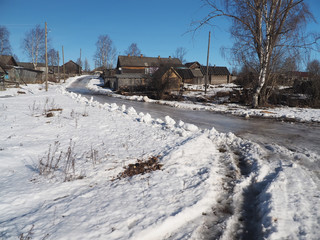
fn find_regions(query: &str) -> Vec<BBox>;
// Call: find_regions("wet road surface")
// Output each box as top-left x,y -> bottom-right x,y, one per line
67,76 -> 320,155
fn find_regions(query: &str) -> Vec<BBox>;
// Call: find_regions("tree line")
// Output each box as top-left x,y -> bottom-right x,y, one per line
196,0 -> 319,108
1,0 -> 319,109
0,25 -> 187,72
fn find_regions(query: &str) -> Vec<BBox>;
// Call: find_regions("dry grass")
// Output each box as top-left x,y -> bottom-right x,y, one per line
19,225 -> 34,240
38,140 -> 80,181
114,156 -> 162,180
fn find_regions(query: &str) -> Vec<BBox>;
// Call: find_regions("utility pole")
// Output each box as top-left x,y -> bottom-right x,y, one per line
45,22 -> 48,91
62,45 -> 65,83
57,51 -> 60,82
205,31 -> 211,95
79,48 -> 81,75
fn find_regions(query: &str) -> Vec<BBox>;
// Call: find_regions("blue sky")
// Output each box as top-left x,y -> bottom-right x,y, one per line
1,0 -> 319,71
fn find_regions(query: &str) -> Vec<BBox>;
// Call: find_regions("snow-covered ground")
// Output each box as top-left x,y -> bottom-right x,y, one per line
0,76 -> 319,239
87,78 -> 320,123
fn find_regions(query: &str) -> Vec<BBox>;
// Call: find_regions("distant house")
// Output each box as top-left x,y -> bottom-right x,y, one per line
287,71 -> 309,81
62,60 -> 82,75
117,55 -> 182,75
105,55 -> 182,91
185,61 -> 231,85
174,67 -> 204,85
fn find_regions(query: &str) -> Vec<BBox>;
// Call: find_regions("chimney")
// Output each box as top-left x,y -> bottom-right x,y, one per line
140,54 -> 143,58
127,54 -> 130,57
169,56 -> 171,59
158,55 -> 160,59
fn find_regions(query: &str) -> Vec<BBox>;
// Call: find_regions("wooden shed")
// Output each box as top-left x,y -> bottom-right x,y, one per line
185,61 -> 231,85
62,60 -> 82,75
152,66 -> 182,92
174,67 -> 204,85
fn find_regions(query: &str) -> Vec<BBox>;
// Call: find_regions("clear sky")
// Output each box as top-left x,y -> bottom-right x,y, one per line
1,0 -> 319,71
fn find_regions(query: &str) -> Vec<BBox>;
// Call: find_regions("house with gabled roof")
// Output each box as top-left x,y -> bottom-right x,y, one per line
0,55 -> 18,69
174,67 -> 204,85
185,61 -> 231,85
117,55 -> 182,75
152,66 -> 182,93
0,55 -> 44,85
62,60 -> 82,75
105,55 -> 183,91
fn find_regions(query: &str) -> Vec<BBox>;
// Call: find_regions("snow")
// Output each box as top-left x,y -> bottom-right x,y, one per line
87,79 -> 320,123
0,76 -> 319,239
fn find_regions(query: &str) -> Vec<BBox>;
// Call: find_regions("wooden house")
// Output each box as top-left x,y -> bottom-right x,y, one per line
174,67 -> 204,85
186,61 -> 231,85
152,66 -> 182,92
117,55 -> 182,75
61,60 -> 82,75
0,55 -> 18,69
0,56 -> 43,84
105,55 -> 182,91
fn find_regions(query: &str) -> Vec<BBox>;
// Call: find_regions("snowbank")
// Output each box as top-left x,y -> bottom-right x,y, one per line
0,76 -> 319,239
83,78 -> 320,123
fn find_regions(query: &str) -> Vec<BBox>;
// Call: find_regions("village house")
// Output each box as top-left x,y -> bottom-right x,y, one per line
0,55 -> 43,86
104,55 -> 182,91
103,56 -> 232,92
174,67 -> 204,85
152,66 -> 183,92
61,60 -> 82,75
185,61 -> 231,85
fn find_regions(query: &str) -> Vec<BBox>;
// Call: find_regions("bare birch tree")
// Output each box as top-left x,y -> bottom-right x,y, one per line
173,47 -> 187,64
21,25 -> 46,68
0,26 -> 12,55
196,0 -> 317,107
47,48 -> 59,67
84,58 -> 90,72
94,35 -> 117,68
124,43 -> 141,56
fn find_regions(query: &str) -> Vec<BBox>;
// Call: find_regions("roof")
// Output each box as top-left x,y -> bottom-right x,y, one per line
18,62 -> 46,69
117,55 -> 182,68
63,60 -> 81,68
0,55 -> 18,68
200,66 -> 230,76
18,62 -> 35,69
153,66 -> 181,80
174,68 -> 195,80
185,62 -> 201,69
